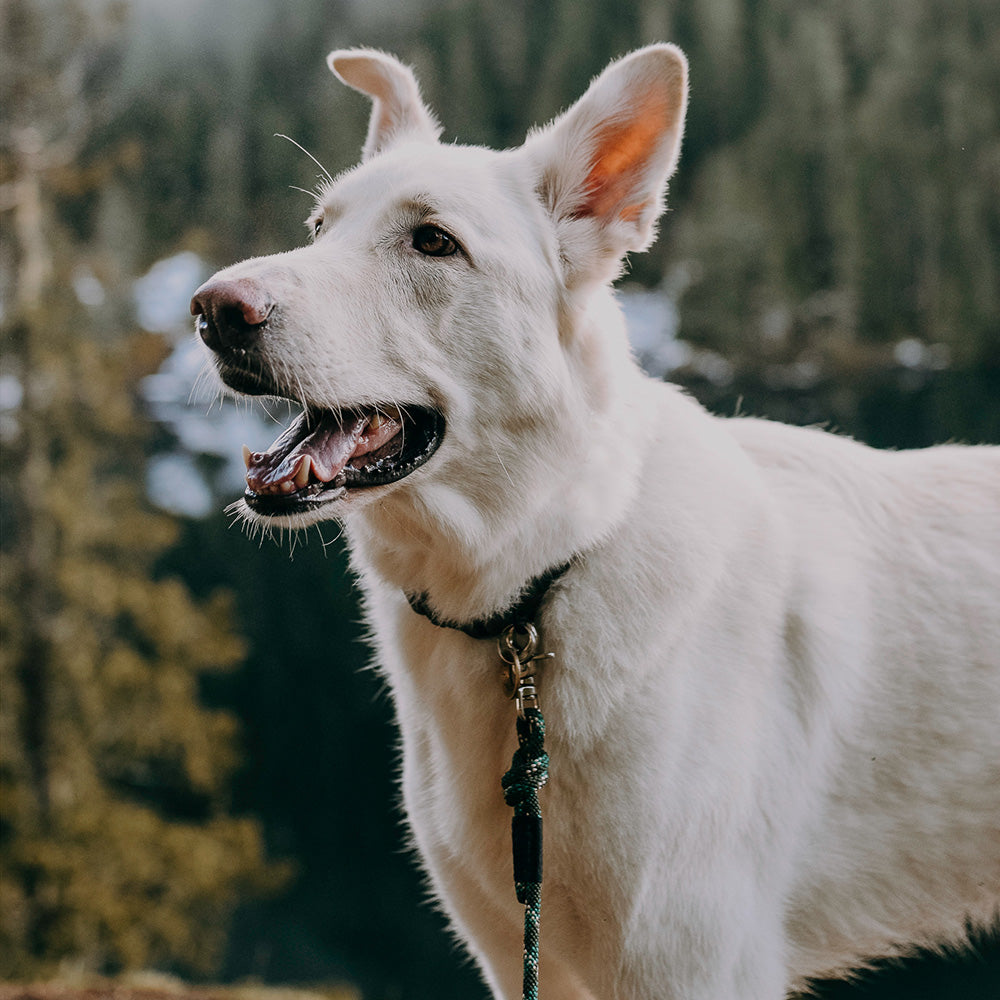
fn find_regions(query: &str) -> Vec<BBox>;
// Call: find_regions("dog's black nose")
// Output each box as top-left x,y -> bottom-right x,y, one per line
190,277 -> 275,354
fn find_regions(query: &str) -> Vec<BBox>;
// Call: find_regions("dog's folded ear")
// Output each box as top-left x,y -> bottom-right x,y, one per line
525,44 -> 688,286
328,48 -> 442,161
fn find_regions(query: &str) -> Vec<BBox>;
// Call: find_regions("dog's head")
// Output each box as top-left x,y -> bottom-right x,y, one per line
191,45 -> 687,552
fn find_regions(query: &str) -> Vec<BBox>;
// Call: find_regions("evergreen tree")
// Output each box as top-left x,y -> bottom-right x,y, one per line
668,0 -> 1000,367
0,0 -> 284,978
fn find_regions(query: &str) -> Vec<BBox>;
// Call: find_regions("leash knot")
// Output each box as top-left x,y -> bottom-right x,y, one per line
501,709 -> 549,814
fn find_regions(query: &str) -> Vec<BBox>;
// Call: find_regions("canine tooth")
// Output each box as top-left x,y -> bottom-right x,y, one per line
242,444 -> 252,469
385,405 -> 401,421
293,455 -> 311,488
369,413 -> 384,431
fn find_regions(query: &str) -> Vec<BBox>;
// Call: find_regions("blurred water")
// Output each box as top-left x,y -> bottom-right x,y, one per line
133,251 -> 209,340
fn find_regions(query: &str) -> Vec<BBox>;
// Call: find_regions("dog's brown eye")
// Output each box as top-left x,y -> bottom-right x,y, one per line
413,225 -> 458,257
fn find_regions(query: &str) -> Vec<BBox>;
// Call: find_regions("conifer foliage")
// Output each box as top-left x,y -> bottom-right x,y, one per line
0,0 -> 283,979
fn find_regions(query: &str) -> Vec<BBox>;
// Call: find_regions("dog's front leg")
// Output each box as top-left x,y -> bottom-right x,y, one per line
426,857 -> 600,1000
607,854 -> 791,1000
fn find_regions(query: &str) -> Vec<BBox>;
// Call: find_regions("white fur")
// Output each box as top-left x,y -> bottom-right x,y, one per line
197,45 -> 1000,999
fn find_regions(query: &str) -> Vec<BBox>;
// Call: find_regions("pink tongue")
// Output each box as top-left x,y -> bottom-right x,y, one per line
245,410 -> 402,492
246,411 -> 365,492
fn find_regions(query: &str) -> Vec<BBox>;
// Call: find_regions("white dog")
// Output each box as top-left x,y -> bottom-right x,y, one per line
191,45 -> 1000,999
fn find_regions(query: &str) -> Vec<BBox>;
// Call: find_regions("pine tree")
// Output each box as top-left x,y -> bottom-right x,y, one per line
0,0 -> 285,978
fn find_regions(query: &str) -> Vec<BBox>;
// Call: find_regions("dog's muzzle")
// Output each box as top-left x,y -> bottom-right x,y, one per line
190,277 -> 445,517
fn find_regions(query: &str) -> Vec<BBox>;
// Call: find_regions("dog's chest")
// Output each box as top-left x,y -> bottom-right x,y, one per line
384,621 -> 587,903
389,625 -> 518,817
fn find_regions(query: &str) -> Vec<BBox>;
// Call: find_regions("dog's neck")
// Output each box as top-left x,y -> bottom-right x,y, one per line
404,557 -> 575,639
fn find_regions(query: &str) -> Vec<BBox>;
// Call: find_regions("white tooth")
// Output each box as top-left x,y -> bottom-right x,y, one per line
242,444 -> 252,469
293,455 -> 311,488
279,480 -> 294,494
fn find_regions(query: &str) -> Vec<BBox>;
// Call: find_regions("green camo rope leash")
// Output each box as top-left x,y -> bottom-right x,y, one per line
407,566 -> 571,997
499,623 -> 554,1000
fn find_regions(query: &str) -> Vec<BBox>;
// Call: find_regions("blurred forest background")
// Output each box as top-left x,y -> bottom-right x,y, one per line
2,0 -> 998,998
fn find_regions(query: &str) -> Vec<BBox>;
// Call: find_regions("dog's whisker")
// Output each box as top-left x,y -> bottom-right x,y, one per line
188,362 -> 215,407
289,367 -> 309,413
491,444 -> 516,492
317,521 -> 345,554
274,132 -> 333,185
258,395 -> 285,425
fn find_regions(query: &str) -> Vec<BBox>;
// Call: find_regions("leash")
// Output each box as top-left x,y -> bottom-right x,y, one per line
407,565 -> 570,998
499,623 -> 554,1000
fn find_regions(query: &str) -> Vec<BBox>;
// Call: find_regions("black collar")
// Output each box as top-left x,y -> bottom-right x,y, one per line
405,559 -> 574,640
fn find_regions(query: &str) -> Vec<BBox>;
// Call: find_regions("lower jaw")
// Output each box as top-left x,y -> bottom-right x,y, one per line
243,483 -> 349,519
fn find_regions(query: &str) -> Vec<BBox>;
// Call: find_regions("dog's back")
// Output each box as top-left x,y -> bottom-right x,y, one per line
727,417 -> 1000,980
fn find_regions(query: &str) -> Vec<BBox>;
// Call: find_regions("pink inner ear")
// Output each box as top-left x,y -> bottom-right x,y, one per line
579,93 -> 673,222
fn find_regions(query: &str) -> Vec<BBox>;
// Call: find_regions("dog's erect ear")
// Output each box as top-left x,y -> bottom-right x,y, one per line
525,45 -> 688,284
328,48 -> 442,161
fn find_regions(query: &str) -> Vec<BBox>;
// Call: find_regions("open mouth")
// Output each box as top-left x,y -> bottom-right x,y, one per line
241,403 -> 444,517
